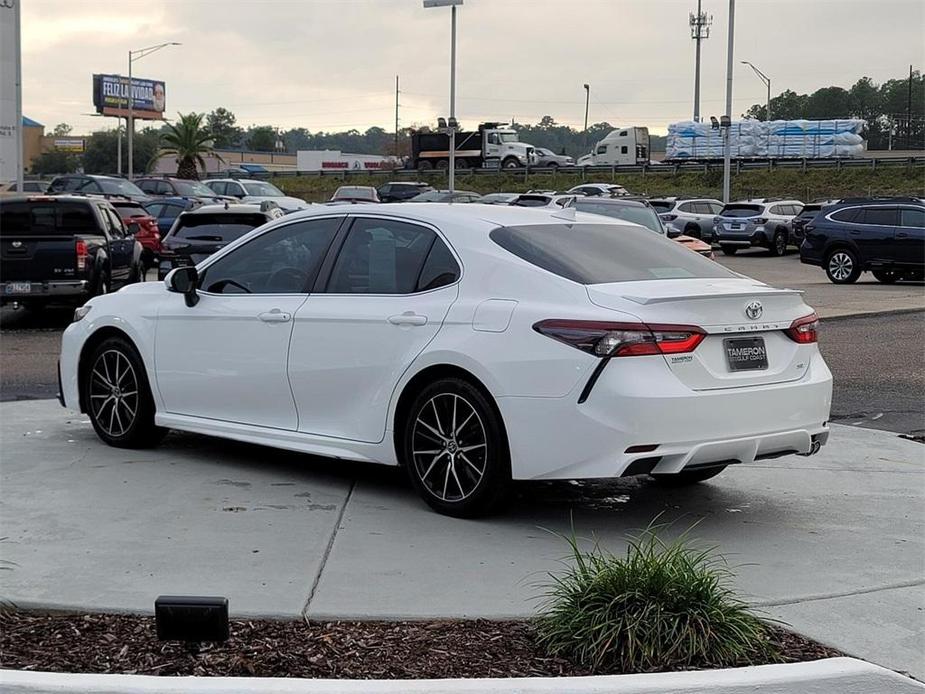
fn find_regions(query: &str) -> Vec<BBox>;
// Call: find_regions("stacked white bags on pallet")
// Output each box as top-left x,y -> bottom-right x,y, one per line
666,118 -> 866,159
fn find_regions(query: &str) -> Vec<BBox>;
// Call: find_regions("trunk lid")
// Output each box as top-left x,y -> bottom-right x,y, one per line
587,278 -> 814,390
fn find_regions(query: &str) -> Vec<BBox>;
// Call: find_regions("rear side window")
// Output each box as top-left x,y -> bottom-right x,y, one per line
417,238 -> 460,291
899,208 -> 924,228
830,208 -> 860,223
720,204 -> 762,218
490,223 -> 735,284
0,202 -> 97,236
677,202 -> 695,213
327,218 -> 436,294
173,213 -> 268,242
860,207 -> 898,226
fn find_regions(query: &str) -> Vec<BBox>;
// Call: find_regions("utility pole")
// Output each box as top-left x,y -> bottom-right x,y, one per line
583,84 -> 590,131
448,3 -> 457,193
907,64 -> 913,149
690,1 -> 712,122
394,75 -> 400,158
722,0 -> 735,203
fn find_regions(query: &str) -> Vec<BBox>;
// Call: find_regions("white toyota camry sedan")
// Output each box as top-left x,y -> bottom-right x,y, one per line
59,203 -> 832,517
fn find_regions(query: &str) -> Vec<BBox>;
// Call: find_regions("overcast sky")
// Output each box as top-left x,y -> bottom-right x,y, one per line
22,0 -> 925,137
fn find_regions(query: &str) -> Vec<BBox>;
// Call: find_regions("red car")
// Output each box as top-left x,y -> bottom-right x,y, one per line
110,199 -> 161,269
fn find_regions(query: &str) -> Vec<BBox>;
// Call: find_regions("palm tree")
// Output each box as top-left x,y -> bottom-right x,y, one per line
158,112 -> 220,180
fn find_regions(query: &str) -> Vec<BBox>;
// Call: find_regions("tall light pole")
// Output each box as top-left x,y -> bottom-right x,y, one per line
127,41 -> 179,179
722,0 -> 735,203
424,0 -> 462,193
690,1 -> 712,122
741,60 -> 771,121
583,84 -> 590,131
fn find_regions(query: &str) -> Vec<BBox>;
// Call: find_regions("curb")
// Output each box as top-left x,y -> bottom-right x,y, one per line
819,307 -> 924,322
2,658 -> 923,694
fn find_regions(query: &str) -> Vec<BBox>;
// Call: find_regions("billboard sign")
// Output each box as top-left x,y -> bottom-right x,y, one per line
53,138 -> 85,153
92,74 -> 165,120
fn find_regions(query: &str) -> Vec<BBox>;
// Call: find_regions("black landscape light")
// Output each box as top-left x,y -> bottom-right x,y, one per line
710,116 -> 720,130
155,595 -> 230,643
720,115 -> 731,128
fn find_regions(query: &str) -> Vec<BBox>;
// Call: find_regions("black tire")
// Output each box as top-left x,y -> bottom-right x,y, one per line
684,223 -> 701,240
872,269 -> 899,284
401,377 -> 510,518
82,336 -> 166,449
454,158 -> 468,169
418,160 -> 433,171
651,465 -> 727,487
547,162 -> 559,170
721,245 -> 738,256
770,229 -> 788,257
825,248 -> 861,284
436,159 -> 449,170
502,157 -> 520,170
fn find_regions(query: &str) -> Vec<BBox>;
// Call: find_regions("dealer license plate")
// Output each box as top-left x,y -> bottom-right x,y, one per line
724,337 -> 768,371
4,282 -> 31,294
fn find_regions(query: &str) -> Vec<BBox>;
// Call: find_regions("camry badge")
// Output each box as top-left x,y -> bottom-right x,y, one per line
745,301 -> 763,320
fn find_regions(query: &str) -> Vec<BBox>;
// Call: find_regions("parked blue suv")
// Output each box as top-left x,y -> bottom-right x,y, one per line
799,197 -> 924,284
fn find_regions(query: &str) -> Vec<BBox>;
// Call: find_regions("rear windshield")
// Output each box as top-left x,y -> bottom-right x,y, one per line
173,213 -> 267,242
175,180 -> 219,197
511,195 -> 551,207
573,201 -> 664,234
97,178 -> 146,197
648,200 -> 673,212
334,187 -> 376,200
489,223 -> 734,284
111,202 -> 148,217
720,204 -> 762,217
0,201 -> 97,236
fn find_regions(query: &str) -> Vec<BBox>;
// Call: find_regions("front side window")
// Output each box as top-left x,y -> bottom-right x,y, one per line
49,177 -> 81,192
206,181 -> 226,195
596,145 -> 607,155
899,207 -> 925,228
326,218 -> 436,295
490,223 -> 734,285
137,180 -> 157,194
97,178 -> 146,197
621,146 -> 628,154
174,180 -> 217,197
102,207 -> 124,237
199,217 -> 340,294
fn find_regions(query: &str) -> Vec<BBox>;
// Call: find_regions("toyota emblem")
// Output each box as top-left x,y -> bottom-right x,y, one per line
11,240 -> 22,248
744,301 -> 763,320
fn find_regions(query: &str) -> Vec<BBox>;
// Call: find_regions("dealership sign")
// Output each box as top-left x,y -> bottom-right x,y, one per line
92,74 -> 166,120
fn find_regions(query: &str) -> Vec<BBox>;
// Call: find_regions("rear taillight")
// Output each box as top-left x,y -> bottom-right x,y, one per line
661,214 -> 678,221
754,217 -> 768,224
785,313 -> 819,344
534,320 -> 705,358
75,239 -> 88,271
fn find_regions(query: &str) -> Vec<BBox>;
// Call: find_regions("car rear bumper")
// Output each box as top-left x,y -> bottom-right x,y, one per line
714,227 -> 769,247
1,280 -> 89,304
497,351 -> 833,480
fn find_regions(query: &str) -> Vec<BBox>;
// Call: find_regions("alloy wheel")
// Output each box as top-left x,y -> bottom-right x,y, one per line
829,252 -> 853,281
89,349 -> 139,438
411,393 -> 488,503
775,233 -> 786,255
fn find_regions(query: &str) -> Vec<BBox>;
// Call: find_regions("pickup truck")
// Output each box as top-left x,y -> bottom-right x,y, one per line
0,195 -> 145,309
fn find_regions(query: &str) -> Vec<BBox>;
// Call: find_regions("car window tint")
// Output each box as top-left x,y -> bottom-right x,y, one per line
0,202 -> 96,235
137,180 -> 156,193
768,205 -> 784,215
830,208 -> 859,223
899,208 -> 925,228
199,217 -> 340,294
648,201 -> 673,212
720,204 -> 762,218
144,202 -> 164,217
697,202 -> 714,214
102,208 -> 124,237
417,237 -> 460,291
490,223 -> 735,284
207,182 -> 226,195
861,207 -> 898,226
154,181 -> 171,195
173,213 -> 268,242
327,218 -> 436,294
677,202 -> 694,213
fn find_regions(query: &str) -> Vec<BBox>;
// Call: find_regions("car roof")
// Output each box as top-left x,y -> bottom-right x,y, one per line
574,197 -> 648,208
202,178 -> 267,184
181,203 -> 268,215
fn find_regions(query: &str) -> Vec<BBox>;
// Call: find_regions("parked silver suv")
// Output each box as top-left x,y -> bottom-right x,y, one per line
649,197 -> 724,240
713,198 -> 804,256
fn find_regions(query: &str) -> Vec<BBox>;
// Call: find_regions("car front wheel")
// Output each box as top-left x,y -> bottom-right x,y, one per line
770,230 -> 788,257
825,248 -> 861,284
83,336 -> 166,448
402,378 -> 510,517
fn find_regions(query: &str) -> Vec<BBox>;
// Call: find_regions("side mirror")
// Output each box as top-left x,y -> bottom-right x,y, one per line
127,222 -> 140,235
165,266 -> 200,307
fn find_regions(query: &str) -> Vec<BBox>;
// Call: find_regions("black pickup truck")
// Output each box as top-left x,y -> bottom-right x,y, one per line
0,195 -> 145,309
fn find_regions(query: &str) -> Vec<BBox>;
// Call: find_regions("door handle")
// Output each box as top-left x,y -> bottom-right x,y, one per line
259,309 -> 291,323
896,232 -> 909,238
388,312 -> 427,326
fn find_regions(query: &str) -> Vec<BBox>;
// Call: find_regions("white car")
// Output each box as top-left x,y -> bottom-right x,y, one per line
203,178 -> 310,213
566,183 -> 630,198
508,193 -> 577,208
59,204 -> 832,517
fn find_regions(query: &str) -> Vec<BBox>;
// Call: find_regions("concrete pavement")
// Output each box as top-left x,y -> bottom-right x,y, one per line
1,399 -> 922,678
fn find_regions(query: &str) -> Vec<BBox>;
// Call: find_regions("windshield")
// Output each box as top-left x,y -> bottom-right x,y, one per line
176,180 -> 219,197
490,223 -> 733,284
173,213 -> 268,242
720,204 -> 762,218
575,201 -> 665,234
98,179 -> 146,197
242,182 -> 285,197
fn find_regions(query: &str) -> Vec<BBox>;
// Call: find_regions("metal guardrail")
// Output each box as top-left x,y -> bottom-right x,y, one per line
256,156 -> 925,180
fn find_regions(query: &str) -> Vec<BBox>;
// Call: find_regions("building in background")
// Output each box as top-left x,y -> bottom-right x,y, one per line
296,150 -> 395,172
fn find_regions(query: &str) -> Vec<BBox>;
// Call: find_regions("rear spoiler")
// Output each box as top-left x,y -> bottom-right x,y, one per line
621,287 -> 804,305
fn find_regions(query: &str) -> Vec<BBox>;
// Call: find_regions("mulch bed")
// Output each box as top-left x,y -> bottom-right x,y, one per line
0,611 -> 842,679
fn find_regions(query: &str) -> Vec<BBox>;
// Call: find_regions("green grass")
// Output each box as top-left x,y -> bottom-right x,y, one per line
533,526 -> 780,674
272,164 -> 925,203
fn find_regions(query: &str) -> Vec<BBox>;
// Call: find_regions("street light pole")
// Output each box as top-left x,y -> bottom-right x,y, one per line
583,84 -> 590,131
741,60 -> 771,121
127,42 -> 180,180
722,0 -> 735,204
449,2 -> 457,194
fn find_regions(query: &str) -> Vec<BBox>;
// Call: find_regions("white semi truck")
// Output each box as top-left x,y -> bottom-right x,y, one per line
576,127 -> 651,166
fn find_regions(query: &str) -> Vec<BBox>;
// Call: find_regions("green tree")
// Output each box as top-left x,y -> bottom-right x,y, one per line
30,150 -> 80,175
52,123 -> 72,137
247,126 -> 278,151
158,112 -> 218,179
205,107 -> 242,149
745,89 -> 808,120
82,127 -> 161,175
805,86 -> 852,119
